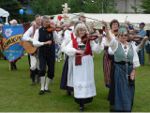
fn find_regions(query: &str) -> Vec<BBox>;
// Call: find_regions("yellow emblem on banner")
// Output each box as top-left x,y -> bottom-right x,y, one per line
3,34 -> 23,50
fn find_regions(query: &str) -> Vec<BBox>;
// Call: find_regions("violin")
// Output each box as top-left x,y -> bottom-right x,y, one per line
46,26 -> 63,32
128,36 -> 143,44
81,33 -> 99,44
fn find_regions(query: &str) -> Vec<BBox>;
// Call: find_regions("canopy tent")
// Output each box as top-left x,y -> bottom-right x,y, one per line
0,8 -> 9,24
68,13 -> 150,24
53,13 -> 150,29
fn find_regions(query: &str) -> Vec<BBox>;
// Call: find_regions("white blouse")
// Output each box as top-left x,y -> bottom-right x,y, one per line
63,33 -> 103,56
109,38 -> 140,68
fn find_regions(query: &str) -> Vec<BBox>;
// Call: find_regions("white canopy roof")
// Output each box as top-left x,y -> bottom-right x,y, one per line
0,8 -> 9,17
69,13 -> 150,24
53,13 -> 150,29
0,8 -> 9,24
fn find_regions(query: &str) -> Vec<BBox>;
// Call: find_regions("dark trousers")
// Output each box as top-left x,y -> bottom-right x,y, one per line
28,54 -> 40,83
39,54 -> 55,79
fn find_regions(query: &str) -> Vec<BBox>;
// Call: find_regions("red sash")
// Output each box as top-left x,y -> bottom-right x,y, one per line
71,33 -> 92,65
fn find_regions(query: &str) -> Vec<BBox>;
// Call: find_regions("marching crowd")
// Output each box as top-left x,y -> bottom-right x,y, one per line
0,13 -> 150,112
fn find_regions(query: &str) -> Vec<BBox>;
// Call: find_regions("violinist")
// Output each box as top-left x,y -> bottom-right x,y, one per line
62,22 -> 103,111
105,23 -> 149,111
101,19 -> 120,88
33,16 -> 59,95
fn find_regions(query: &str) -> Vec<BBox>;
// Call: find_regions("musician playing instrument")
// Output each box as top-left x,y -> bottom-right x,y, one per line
104,22 -> 149,112
22,15 -> 50,85
62,22 -> 103,111
100,19 -> 120,88
33,16 -> 58,95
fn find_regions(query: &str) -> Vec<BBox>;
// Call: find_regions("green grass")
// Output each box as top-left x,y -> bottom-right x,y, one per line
0,53 -> 150,112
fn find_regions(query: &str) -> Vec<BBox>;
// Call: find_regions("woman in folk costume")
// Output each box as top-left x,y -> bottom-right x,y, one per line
105,25 -> 140,112
60,20 -> 75,95
102,19 -> 120,88
22,14 -> 42,85
63,22 -> 103,111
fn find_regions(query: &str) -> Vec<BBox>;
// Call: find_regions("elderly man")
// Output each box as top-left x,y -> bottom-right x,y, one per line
33,16 -> 58,95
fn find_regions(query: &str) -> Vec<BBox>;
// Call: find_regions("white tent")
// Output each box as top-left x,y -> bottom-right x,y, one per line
0,8 -> 9,24
68,13 -> 150,23
54,13 -> 150,29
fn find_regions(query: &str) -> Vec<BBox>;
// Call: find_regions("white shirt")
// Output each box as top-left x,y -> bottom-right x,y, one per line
109,38 -> 140,68
22,26 -> 35,41
33,29 -> 58,47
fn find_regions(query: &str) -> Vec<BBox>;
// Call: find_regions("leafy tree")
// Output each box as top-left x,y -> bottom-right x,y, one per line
68,0 -> 117,13
0,0 -> 22,19
141,0 -> 150,13
30,0 -> 116,15
0,0 -> 21,20
0,0 -> 32,23
30,0 -> 66,15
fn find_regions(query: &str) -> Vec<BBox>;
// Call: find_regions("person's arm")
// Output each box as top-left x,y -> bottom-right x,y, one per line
32,29 -> 51,47
130,42 -> 141,80
63,41 -> 83,56
22,26 -> 33,41
137,36 -> 149,51
102,21 -> 118,52
130,68 -> 136,80
132,43 -> 140,68
90,37 -> 103,54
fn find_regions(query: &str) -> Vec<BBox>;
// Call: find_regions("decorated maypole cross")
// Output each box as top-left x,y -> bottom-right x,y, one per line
61,3 -> 71,23
62,3 -> 70,14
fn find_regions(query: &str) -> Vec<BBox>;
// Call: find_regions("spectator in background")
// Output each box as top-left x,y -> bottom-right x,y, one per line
10,19 -> 18,26
9,19 -> 18,70
137,22 -> 146,66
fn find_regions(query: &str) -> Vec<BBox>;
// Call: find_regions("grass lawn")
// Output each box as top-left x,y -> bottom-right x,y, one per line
0,53 -> 150,112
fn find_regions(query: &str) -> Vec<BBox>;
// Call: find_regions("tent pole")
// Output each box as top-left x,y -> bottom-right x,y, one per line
5,17 -> 9,25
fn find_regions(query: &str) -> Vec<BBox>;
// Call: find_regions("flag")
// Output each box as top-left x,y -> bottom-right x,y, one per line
2,24 -> 24,62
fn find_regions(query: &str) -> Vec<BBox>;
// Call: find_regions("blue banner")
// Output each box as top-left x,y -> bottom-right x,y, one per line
2,24 -> 24,62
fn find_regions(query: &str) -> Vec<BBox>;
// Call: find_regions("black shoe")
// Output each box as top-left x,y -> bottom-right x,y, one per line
31,82 -> 36,86
67,90 -> 72,96
44,89 -> 51,93
39,90 -> 45,95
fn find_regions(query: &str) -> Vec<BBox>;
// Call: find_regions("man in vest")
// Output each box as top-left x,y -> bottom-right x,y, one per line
33,16 -> 58,95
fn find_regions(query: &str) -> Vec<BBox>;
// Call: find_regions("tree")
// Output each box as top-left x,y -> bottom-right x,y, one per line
141,0 -> 150,13
67,0 -> 117,13
30,0 -> 116,15
0,0 -> 22,21
30,0 -> 66,15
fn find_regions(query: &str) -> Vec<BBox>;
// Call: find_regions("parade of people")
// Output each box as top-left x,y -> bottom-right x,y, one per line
0,0 -> 150,112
